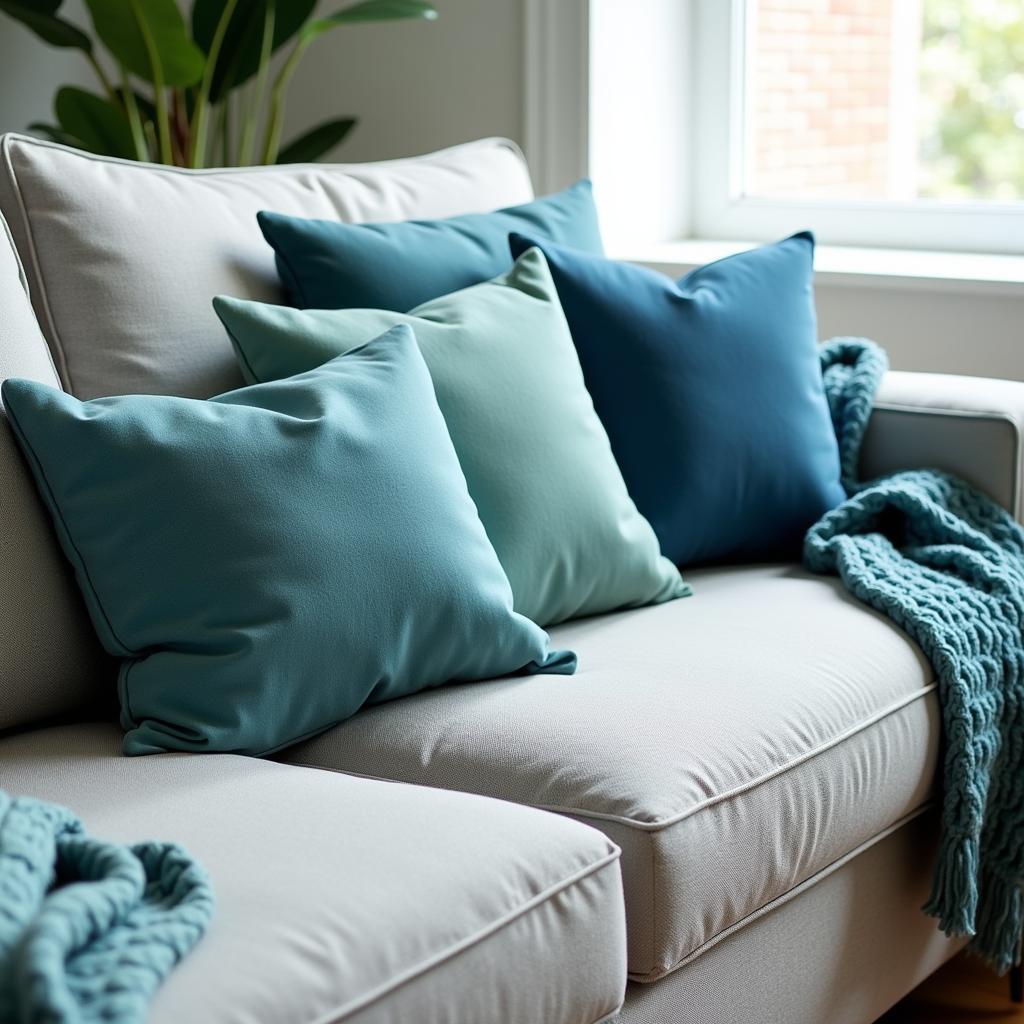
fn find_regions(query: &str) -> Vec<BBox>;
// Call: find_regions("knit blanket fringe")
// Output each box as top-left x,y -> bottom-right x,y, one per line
0,791 -> 213,1023
805,337 -> 1024,973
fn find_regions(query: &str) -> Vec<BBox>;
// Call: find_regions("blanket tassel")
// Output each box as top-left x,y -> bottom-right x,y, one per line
971,868 -> 1023,977
923,832 -> 979,940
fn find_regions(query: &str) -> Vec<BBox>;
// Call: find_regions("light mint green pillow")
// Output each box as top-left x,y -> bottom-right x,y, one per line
216,248 -> 688,626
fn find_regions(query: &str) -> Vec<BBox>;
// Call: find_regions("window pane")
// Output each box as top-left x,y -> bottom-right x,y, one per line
744,0 -> 1024,202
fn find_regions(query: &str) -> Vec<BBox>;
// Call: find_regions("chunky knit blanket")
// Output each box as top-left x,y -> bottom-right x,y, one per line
805,338 -> 1024,972
0,791 -> 212,1023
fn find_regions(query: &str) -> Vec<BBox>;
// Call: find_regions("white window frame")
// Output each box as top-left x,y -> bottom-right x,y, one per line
693,0 -> 1024,254
526,0 -> 1024,257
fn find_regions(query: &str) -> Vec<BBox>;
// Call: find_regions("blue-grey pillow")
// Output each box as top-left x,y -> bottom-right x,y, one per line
509,231 -> 846,566
259,179 -> 603,312
2,325 -> 574,757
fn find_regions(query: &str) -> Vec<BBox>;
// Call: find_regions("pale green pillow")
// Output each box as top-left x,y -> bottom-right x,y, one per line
215,248 -> 688,625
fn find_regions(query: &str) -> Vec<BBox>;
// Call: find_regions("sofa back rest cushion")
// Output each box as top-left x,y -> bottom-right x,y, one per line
0,134 -> 534,400
0,211 -> 110,731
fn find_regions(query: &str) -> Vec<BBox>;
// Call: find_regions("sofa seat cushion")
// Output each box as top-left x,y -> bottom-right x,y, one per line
0,724 -> 626,1024
281,564 -> 939,983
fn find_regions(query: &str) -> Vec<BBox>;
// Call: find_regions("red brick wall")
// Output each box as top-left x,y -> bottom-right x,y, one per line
749,0 -> 897,198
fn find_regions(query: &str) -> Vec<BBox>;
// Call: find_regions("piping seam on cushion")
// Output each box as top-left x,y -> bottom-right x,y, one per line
1,138 -> 75,392
306,848 -> 623,1024
283,684 -> 937,831
628,801 -> 937,984
519,682 -> 938,830
0,132 -> 518,178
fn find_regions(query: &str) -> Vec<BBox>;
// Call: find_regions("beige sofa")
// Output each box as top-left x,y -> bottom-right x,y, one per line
1,132 -> 1022,1024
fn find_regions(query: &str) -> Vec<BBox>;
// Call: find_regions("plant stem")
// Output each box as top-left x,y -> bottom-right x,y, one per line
86,51 -> 118,105
213,98 -> 230,166
261,35 -> 308,165
239,1 -> 276,166
152,83 -> 172,163
172,90 -> 189,165
226,94 -> 233,165
127,0 -> 172,163
188,0 -> 239,168
120,66 -> 148,161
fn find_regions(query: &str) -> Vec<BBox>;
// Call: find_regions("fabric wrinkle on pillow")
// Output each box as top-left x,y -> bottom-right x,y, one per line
509,231 -> 846,567
216,247 -> 688,627
257,179 -> 604,313
2,324 -> 574,757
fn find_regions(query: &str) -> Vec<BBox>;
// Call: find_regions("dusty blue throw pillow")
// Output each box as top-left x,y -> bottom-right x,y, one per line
2,326 -> 573,756
509,232 -> 846,566
259,179 -> 603,312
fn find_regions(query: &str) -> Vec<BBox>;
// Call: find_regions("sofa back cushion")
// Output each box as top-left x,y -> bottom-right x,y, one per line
0,134 -> 534,400
0,211 -> 109,730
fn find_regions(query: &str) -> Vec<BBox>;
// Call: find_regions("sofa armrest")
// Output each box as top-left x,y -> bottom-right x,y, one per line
861,371 -> 1024,521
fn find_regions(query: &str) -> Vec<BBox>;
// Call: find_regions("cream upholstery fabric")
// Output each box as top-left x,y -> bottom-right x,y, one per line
0,723 -> 627,1024
0,133 -> 534,400
615,811 -> 963,1024
0,211 -> 108,730
865,370 -> 1024,521
283,564 -> 938,982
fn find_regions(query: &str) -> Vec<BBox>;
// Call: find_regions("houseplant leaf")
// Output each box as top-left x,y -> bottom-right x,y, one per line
27,121 -> 83,147
302,0 -> 438,42
54,85 -> 136,158
0,0 -> 92,51
8,0 -> 60,12
276,117 -> 356,163
83,0 -> 204,86
191,0 -> 316,101
118,87 -> 155,124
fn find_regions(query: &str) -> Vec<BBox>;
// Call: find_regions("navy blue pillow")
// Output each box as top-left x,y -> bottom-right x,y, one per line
509,232 -> 845,566
260,179 -> 603,312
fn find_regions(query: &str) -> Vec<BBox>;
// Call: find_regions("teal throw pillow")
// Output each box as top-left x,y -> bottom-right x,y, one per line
2,325 -> 574,756
258,179 -> 603,312
216,248 -> 689,627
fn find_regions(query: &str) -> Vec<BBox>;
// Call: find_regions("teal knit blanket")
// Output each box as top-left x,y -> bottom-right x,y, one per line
0,791 -> 213,1023
806,338 -> 1024,972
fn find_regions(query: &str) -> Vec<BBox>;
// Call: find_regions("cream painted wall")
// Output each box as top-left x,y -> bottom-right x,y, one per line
815,283 -> 1023,381
0,1 -> 94,136
288,0 -> 523,162
0,0 -> 522,161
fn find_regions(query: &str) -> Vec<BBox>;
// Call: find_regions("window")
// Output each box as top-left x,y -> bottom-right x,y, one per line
692,0 -> 1024,253
745,0 -> 1024,203
532,0 -> 1024,255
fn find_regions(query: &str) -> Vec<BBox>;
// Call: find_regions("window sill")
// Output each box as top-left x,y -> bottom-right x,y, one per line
612,240 -> 1024,298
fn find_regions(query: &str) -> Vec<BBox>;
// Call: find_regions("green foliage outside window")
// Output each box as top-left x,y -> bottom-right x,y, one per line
919,0 -> 1024,200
